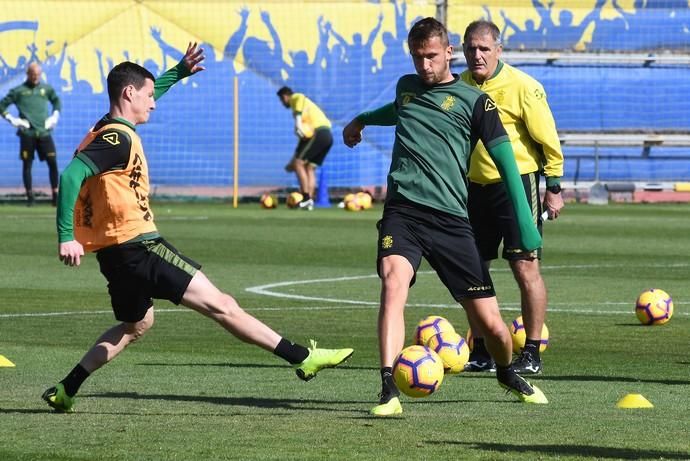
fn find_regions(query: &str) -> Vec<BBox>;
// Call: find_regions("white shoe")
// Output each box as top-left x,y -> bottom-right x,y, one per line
298,198 -> 314,211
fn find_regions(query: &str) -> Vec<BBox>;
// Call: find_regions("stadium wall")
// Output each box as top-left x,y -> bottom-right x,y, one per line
1,1 -> 689,195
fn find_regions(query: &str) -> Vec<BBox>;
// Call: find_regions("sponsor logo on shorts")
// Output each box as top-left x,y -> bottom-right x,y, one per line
381,235 -> 393,249
467,285 -> 493,292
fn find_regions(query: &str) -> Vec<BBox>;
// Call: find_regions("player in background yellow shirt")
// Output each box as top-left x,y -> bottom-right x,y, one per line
460,20 -> 564,375
277,86 -> 333,210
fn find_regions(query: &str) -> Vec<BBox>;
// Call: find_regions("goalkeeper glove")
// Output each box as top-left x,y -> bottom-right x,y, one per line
45,110 -> 60,130
4,113 -> 30,129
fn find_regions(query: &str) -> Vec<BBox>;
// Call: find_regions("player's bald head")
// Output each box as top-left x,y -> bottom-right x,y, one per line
26,62 -> 42,85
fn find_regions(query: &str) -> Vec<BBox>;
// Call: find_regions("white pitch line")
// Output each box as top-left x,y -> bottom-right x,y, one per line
2,263 -> 687,319
1,303 -> 687,319
245,263 -> 690,311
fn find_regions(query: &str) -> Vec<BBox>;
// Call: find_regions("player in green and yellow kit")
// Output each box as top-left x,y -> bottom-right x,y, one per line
343,17 -> 548,417
461,20 -> 564,375
0,63 -> 61,205
42,43 -> 353,413
277,86 -> 333,210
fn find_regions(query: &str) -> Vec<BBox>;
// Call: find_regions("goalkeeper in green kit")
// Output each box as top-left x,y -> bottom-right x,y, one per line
0,63 -> 61,206
342,17 -> 548,416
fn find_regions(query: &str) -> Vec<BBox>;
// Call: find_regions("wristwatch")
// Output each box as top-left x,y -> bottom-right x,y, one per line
546,184 -> 562,194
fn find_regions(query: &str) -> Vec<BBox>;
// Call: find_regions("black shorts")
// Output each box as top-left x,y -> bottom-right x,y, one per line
19,133 -> 56,162
468,172 -> 543,261
376,198 -> 495,302
294,128 -> 333,166
96,237 -> 201,322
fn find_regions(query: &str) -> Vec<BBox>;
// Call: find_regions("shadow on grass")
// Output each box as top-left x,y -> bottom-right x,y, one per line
86,391 -> 370,413
136,362 -> 378,371
537,374 -> 690,386
0,408 -> 54,414
432,441 -> 690,460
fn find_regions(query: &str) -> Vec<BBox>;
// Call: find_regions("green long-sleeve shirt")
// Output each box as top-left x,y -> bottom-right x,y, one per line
356,74 -> 541,251
0,81 -> 61,137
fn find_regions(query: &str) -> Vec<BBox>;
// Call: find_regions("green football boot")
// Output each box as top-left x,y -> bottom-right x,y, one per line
42,383 -> 75,413
498,373 -> 548,404
295,340 -> 354,381
370,396 -> 403,416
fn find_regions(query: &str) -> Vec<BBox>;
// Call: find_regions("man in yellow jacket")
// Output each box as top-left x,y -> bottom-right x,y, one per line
461,20 -> 564,375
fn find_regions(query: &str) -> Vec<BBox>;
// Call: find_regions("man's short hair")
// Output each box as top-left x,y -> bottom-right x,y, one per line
408,17 -> 449,49
463,20 -> 502,46
107,62 -> 156,104
276,86 -> 293,97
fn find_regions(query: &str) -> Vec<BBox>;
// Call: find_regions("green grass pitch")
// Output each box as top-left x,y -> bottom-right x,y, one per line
1,202 -> 689,460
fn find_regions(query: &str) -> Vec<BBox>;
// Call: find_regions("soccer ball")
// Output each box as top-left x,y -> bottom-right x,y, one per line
286,191 -> 303,208
259,193 -> 278,209
342,193 -> 361,211
427,331 -> 470,374
635,288 -> 673,325
510,316 -> 549,354
355,191 -> 373,210
414,315 -> 456,346
466,327 -> 474,351
393,345 -> 444,398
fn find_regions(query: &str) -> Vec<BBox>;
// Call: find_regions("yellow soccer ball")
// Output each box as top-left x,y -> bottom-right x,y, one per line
414,315 -> 455,346
343,193 -> 361,211
393,345 -> 444,398
286,191 -> 304,209
355,191 -> 373,210
635,288 -> 673,325
466,327 -> 474,351
259,193 -> 278,209
510,316 -> 549,354
426,331 -> 470,374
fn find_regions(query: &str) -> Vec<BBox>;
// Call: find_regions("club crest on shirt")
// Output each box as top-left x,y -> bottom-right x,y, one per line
400,92 -> 416,105
494,89 -> 505,105
441,95 -> 455,111
484,98 -> 497,111
381,235 -> 393,249
102,132 -> 120,145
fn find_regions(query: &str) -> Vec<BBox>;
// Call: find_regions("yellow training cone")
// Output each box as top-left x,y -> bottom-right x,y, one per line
616,393 -> 653,409
0,355 -> 16,367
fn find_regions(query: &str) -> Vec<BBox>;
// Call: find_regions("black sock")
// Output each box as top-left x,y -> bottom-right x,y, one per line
302,193 -> 311,201
380,367 -> 399,398
273,338 -> 310,365
495,363 -> 515,382
473,337 -> 489,355
524,340 -> 540,358
60,364 -> 90,397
